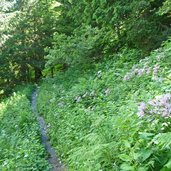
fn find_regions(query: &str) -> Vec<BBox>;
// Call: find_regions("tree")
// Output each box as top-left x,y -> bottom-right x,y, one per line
0,0 -> 57,95
45,0 -> 171,72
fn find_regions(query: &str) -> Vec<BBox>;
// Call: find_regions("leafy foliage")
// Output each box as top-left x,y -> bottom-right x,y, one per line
158,0 -> 171,15
1,0 -> 171,170
1,0 -> 171,95
44,0 -> 171,74
0,0 -> 57,96
37,39 -> 171,170
0,89 -> 49,170
45,26 -> 106,67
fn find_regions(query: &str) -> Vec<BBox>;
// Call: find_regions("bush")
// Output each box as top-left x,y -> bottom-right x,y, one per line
0,91 -> 49,170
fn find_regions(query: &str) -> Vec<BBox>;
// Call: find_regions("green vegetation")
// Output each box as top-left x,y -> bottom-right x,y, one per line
1,0 -> 171,96
37,40 -> 171,170
0,0 -> 171,170
0,87 -> 49,170
0,0 -> 57,95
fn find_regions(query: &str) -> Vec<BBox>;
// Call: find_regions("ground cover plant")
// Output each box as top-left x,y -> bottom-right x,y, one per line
37,39 -> 171,171
0,88 -> 49,170
0,0 -> 171,170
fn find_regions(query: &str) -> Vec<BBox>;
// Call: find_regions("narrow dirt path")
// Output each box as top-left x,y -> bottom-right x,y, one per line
32,90 -> 64,171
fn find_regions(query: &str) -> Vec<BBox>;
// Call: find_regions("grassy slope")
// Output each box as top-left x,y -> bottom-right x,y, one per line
0,87 -> 49,170
37,42 -> 171,170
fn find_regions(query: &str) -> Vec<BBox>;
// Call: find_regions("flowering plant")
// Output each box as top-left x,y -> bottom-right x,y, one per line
137,93 -> 171,118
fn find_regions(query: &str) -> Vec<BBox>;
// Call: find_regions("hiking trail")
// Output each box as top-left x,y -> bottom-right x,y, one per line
32,90 -> 64,171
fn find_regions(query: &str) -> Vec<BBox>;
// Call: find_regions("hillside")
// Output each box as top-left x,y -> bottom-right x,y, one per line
0,0 -> 171,170
0,87 -> 49,170
37,40 -> 171,170
0,42 -> 170,170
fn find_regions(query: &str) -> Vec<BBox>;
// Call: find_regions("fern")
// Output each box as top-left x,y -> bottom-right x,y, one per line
152,132 -> 171,149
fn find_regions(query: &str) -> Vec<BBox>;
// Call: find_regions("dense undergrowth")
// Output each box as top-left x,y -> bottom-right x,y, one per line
1,1 -> 171,171
0,87 -> 49,170
37,39 -> 171,171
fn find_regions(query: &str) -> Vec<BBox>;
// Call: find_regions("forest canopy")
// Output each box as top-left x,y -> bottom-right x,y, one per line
0,0 -> 171,97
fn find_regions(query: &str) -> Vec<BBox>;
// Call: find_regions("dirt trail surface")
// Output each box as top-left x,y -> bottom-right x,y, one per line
32,90 -> 64,171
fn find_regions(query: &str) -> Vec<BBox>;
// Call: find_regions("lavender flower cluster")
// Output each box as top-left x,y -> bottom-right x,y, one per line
123,51 -> 165,81
123,63 -> 161,81
137,93 -> 171,118
74,90 -> 96,103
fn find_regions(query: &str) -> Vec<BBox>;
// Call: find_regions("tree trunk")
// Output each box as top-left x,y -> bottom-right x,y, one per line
34,67 -> 42,82
21,64 -> 29,83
